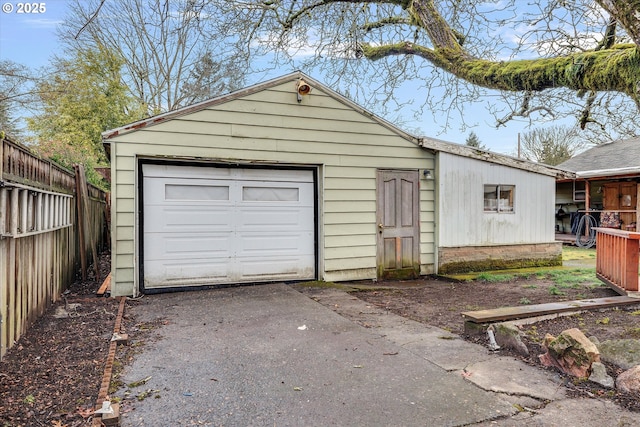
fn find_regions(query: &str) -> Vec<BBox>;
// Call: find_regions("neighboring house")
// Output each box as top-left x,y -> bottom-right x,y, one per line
556,138 -> 640,234
103,72 -> 571,297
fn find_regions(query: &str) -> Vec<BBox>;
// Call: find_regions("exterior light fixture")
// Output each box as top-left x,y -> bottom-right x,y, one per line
423,170 -> 433,179
296,79 -> 311,103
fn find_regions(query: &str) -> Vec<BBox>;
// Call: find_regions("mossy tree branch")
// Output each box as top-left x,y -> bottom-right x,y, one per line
363,41 -> 639,96
278,0 -> 640,99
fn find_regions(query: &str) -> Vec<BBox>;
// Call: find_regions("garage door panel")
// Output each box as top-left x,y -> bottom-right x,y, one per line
235,168 -> 314,183
144,233 -> 232,260
144,164 -> 234,180
237,255 -> 315,280
144,206 -> 234,233
164,183 -> 230,201
238,209 -> 313,231
240,182 -> 314,203
237,232 -> 314,255
142,165 -> 316,290
144,260 -> 230,288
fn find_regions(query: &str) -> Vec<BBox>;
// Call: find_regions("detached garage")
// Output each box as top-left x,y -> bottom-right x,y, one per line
104,72 -> 569,297
104,72 -> 436,296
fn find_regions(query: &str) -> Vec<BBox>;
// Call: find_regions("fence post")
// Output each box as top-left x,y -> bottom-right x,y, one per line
74,164 -> 99,280
75,166 -> 88,280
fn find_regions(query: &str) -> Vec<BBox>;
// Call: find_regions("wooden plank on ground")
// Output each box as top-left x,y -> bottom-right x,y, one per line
461,296 -> 640,323
97,273 -> 111,297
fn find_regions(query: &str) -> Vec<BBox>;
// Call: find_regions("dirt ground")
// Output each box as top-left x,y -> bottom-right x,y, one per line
345,274 -> 640,411
0,252 -> 118,427
1,255 -> 640,426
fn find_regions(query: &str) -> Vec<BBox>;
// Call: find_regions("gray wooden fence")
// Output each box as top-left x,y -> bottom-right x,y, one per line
0,136 -> 108,359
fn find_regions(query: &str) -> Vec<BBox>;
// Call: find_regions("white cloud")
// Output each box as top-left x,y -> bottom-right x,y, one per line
23,18 -> 63,29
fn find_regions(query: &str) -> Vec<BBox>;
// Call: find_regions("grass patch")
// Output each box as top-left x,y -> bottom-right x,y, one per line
543,269 -> 599,288
473,268 -> 598,288
562,246 -> 596,260
476,272 -> 516,282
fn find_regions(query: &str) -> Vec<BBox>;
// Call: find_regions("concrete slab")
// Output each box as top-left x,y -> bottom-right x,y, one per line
116,284 -> 639,427
307,288 -> 495,371
117,284 -> 515,426
473,398 -> 640,426
461,356 -> 566,401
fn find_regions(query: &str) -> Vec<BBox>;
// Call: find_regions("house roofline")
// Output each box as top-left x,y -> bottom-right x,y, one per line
419,137 -> 575,179
102,71 -> 421,146
101,72 -> 575,180
576,166 -> 640,179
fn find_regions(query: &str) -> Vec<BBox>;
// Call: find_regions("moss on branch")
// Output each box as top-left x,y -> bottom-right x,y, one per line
363,40 -> 640,96
459,46 -> 639,95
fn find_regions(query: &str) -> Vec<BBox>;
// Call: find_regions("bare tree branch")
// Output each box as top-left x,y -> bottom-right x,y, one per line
74,0 -> 105,39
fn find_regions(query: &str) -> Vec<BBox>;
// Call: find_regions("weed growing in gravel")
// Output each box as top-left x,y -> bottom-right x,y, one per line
519,297 -> 532,305
525,326 -> 540,342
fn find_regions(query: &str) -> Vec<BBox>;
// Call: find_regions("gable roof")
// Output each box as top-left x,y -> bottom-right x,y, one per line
557,137 -> 640,177
102,71 -> 572,179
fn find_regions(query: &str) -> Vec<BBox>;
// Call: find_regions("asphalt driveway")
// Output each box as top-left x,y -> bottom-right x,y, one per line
115,283 -> 640,426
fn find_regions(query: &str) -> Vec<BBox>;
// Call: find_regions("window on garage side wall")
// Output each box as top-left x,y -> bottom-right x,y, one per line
484,184 -> 515,213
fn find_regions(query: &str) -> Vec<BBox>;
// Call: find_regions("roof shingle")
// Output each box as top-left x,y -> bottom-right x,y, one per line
558,137 -> 640,172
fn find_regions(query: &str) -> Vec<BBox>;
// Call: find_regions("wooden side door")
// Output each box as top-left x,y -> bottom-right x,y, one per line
603,183 -> 620,210
376,170 -> 420,280
603,182 -> 637,229
620,182 -> 637,229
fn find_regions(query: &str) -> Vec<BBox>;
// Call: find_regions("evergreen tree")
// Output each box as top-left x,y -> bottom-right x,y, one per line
465,131 -> 487,150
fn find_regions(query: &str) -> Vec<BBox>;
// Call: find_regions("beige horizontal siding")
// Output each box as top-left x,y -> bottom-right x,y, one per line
219,99 -> 372,123
115,267 -> 134,282
323,223 -> 374,236
323,212 -> 377,224
324,177 -> 375,190
324,234 -> 376,248
115,199 -> 134,212
108,78 -> 436,295
324,257 -> 376,271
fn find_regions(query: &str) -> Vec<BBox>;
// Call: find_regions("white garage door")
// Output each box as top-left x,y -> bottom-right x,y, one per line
142,164 -> 315,290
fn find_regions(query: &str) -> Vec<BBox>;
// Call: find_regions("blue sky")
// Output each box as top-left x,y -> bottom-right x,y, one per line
0,0 -> 538,155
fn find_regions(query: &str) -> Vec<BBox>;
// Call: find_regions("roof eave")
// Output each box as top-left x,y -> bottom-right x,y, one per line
576,166 -> 640,179
419,138 -> 576,179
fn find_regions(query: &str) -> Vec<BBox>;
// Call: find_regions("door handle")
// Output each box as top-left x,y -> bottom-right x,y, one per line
378,223 -> 384,232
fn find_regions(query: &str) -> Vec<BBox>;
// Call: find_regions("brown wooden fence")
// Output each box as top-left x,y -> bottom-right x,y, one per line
0,136 -> 108,359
